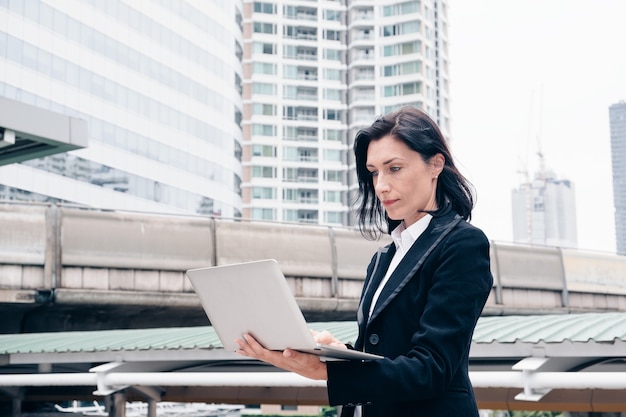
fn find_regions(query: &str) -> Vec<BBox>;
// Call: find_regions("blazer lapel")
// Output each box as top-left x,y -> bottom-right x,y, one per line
356,244 -> 395,327
367,213 -> 462,324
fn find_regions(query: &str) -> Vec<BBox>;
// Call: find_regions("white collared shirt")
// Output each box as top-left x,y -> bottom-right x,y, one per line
368,214 -> 432,318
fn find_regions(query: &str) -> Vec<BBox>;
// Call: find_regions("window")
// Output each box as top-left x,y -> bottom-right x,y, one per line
253,62 -> 276,75
325,211 -> 343,224
283,45 -> 297,59
324,190 -> 342,203
324,149 -> 342,162
253,42 -> 276,54
383,61 -> 421,77
283,85 -> 297,99
324,10 -> 341,21
402,40 -> 421,55
324,109 -> 342,121
254,2 -> 276,14
325,30 -> 341,41
281,405 -> 298,411
384,83 -> 422,97
283,25 -> 316,39
252,103 -> 276,116
324,170 -> 343,182
283,209 -> 298,222
324,89 -> 342,101
383,40 -> 421,57
253,22 -> 275,34
252,166 -> 276,178
383,1 -> 420,17
252,208 -> 275,220
252,124 -> 276,136
324,68 -> 342,81
283,188 -> 298,201
283,168 -> 298,182
324,49 -> 342,61
283,106 -> 317,121
401,81 -> 420,95
253,82 -> 276,95
252,187 -> 276,199
401,60 -> 421,75
382,21 -> 420,37
283,65 -> 297,79
324,129 -> 343,142
283,147 -> 299,161
252,145 -> 276,157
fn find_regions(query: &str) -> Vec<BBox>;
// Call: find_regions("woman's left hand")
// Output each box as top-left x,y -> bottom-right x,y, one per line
235,333 -> 328,380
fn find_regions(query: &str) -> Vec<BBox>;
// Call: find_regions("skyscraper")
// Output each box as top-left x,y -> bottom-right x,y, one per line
511,167 -> 578,248
241,0 -> 450,226
0,1 -> 244,217
609,100 -> 626,254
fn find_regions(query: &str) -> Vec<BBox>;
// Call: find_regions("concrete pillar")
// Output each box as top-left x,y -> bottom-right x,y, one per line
106,392 -> 126,417
147,399 -> 157,417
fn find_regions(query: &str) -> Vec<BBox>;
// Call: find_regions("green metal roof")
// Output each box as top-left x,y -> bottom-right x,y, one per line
0,322 -> 358,355
473,312 -> 626,343
1,314 -> 626,356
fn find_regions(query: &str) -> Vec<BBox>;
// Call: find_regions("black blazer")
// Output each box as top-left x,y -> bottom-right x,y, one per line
326,208 -> 493,417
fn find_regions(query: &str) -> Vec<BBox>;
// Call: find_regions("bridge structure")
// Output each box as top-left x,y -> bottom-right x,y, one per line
2,201 -> 626,333
2,201 -> 626,416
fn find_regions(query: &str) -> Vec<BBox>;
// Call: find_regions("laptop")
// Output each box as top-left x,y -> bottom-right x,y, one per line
186,259 -> 382,361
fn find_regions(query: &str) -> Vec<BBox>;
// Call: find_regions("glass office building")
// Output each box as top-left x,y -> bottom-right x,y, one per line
0,0 -> 244,218
610,100 -> 626,254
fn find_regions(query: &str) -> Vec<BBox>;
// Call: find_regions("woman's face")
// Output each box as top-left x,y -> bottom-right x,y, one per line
366,135 -> 443,227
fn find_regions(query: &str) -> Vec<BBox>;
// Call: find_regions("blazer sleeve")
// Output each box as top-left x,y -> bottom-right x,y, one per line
326,223 -> 493,406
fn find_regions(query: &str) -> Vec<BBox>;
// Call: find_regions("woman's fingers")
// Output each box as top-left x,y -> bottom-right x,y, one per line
235,334 -> 328,380
312,330 -> 347,349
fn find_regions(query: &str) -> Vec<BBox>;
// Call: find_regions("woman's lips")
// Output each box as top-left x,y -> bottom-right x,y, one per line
382,199 -> 398,207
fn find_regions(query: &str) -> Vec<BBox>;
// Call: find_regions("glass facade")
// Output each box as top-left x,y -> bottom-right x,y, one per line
0,0 -> 244,218
610,101 -> 626,254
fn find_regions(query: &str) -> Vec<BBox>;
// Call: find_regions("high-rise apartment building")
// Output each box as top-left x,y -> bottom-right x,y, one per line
0,1 -> 244,217
0,0 -> 449,227
511,169 -> 578,248
241,0 -> 450,226
609,100 -> 626,254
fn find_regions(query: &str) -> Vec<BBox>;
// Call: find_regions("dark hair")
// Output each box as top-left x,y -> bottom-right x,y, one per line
354,106 -> 475,239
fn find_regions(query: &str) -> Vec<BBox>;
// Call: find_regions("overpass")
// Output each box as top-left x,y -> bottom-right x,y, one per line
2,201 -> 626,333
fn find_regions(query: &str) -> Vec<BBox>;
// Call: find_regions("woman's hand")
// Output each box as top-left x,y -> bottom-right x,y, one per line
311,329 -> 347,348
235,333 -> 328,380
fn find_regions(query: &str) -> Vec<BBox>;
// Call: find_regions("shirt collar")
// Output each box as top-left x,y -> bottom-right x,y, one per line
391,214 -> 433,253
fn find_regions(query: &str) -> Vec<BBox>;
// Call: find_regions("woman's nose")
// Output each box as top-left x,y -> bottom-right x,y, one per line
374,174 -> 390,193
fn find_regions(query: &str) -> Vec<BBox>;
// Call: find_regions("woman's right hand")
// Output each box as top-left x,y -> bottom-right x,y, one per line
235,333 -> 328,380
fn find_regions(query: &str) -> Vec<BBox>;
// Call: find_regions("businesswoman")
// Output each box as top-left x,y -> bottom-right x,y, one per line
236,106 -> 494,417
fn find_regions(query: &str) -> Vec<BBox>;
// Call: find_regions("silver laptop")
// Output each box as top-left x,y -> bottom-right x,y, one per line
186,259 -> 382,361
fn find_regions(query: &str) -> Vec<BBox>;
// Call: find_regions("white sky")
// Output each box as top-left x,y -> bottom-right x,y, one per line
447,0 -> 626,253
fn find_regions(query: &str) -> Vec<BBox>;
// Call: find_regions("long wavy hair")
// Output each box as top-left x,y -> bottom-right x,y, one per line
354,106 -> 475,239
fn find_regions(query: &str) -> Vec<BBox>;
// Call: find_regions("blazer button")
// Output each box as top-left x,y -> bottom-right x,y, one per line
368,334 -> 380,345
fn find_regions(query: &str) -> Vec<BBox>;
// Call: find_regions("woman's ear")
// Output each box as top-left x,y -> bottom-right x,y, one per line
431,153 -> 445,177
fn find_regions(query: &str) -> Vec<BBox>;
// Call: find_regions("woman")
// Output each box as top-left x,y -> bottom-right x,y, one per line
236,106 -> 493,416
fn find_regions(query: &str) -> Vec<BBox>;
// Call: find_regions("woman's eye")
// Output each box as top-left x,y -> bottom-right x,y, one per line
390,166 -> 401,172
369,171 -> 378,177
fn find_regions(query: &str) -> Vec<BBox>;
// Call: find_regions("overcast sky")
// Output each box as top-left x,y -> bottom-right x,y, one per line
447,0 -> 626,253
